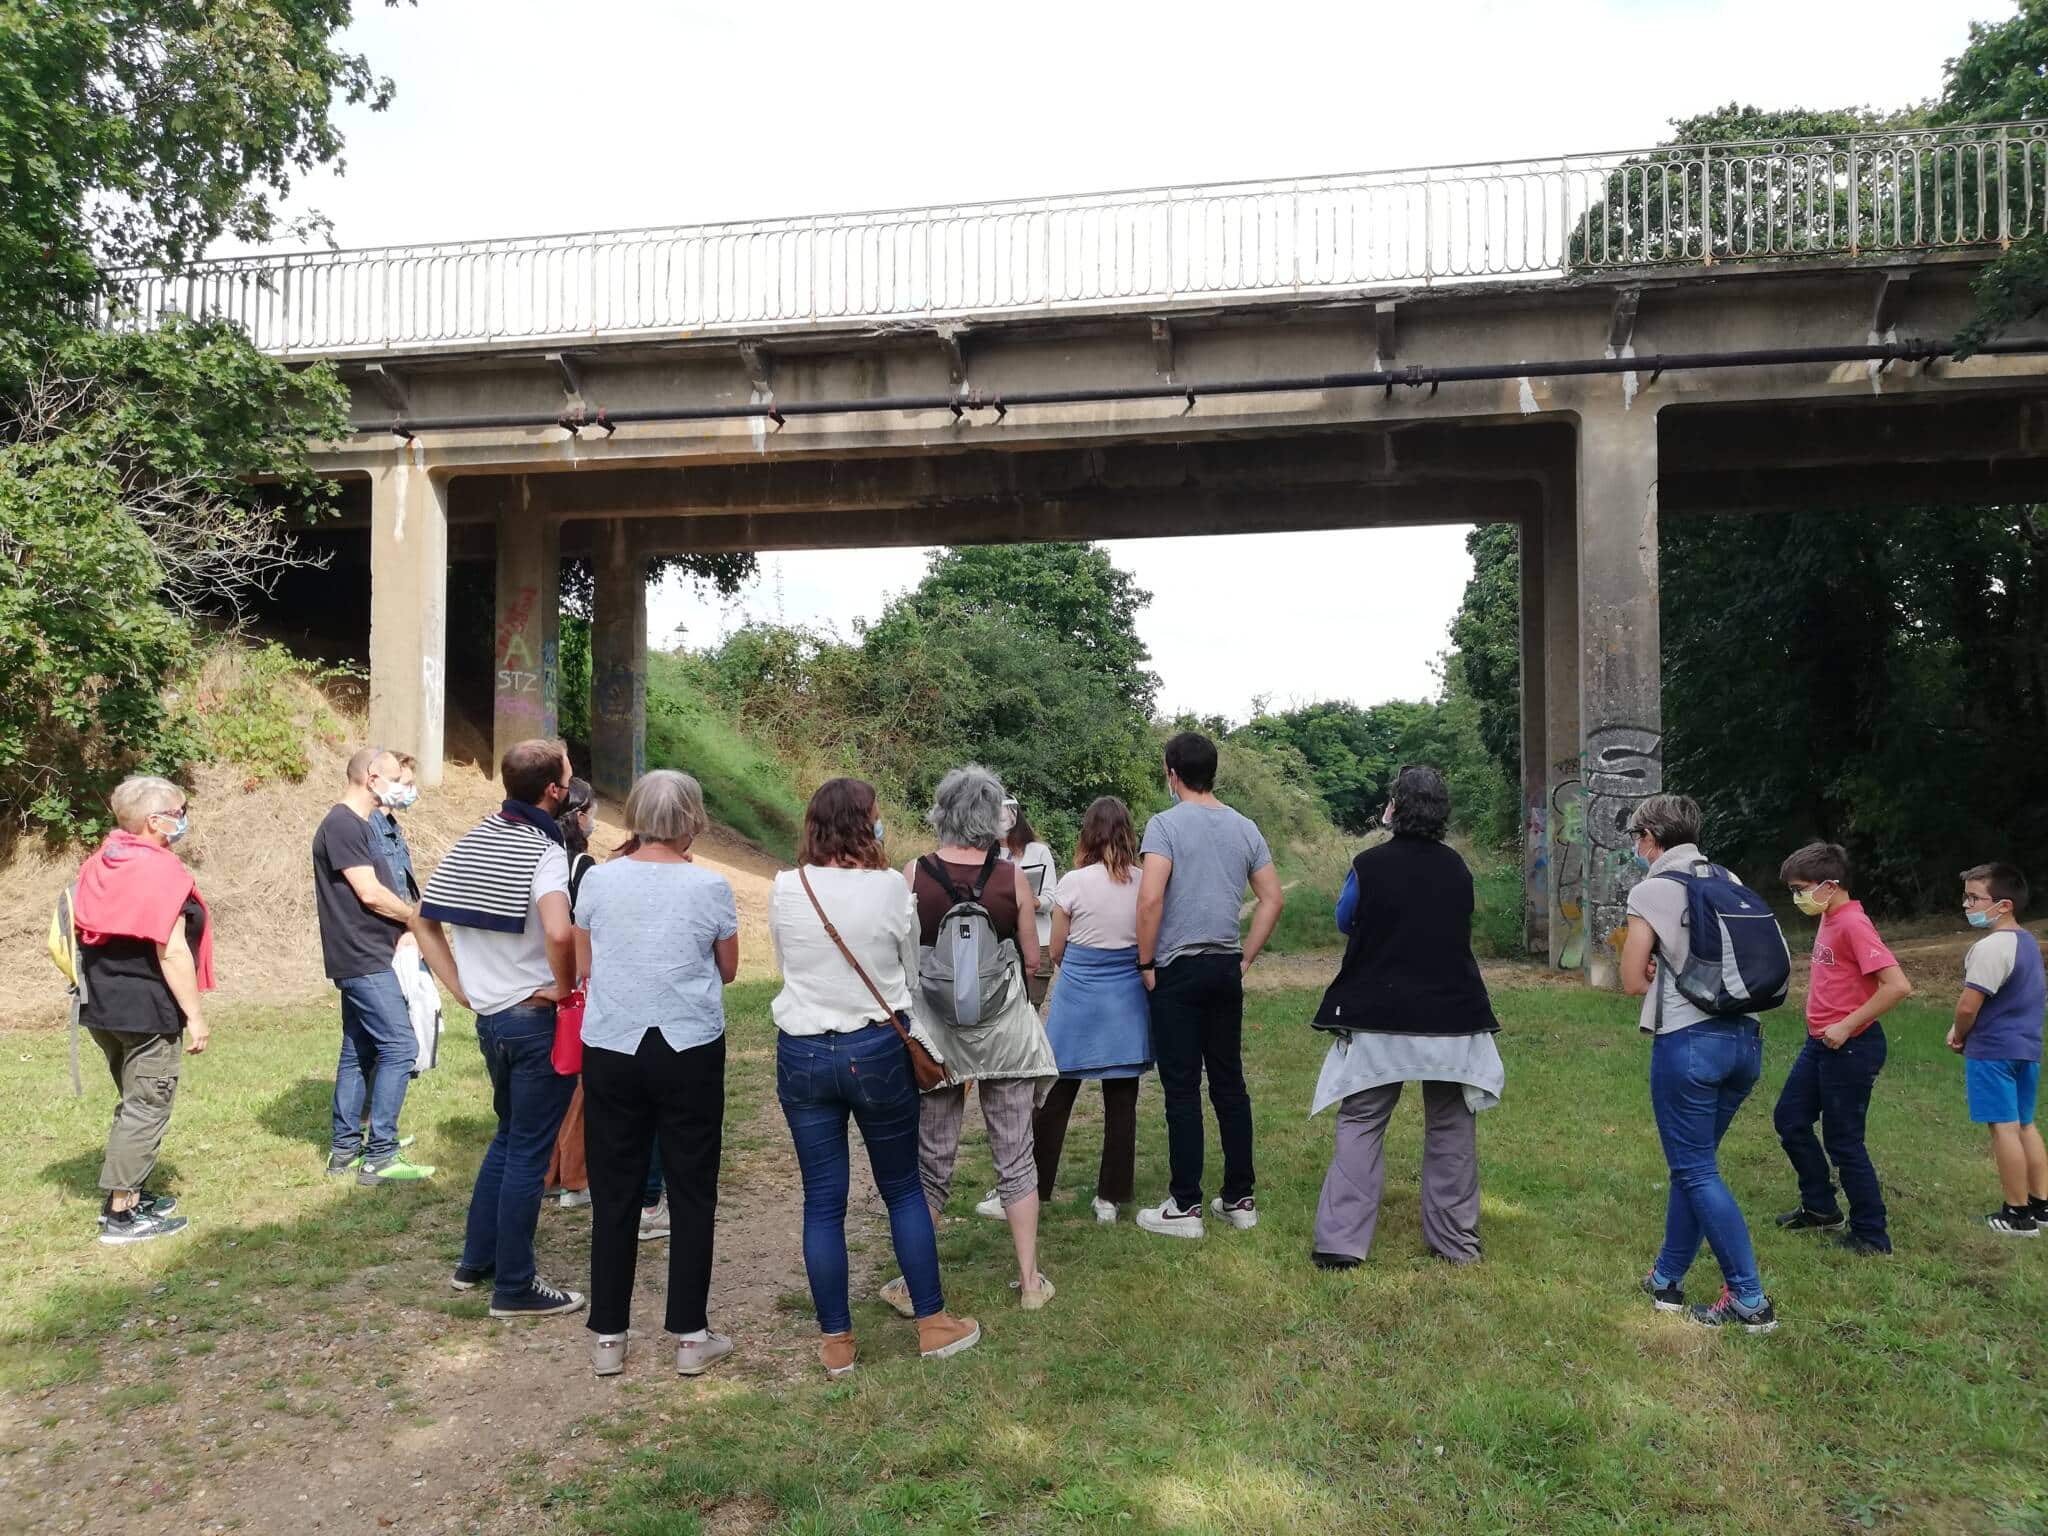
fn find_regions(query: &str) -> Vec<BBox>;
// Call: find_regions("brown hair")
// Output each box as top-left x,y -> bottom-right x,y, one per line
501,738 -> 568,806
1074,796 -> 1138,883
800,778 -> 889,870
1961,861 -> 2030,913
1779,841 -> 1849,887
1004,802 -> 1040,857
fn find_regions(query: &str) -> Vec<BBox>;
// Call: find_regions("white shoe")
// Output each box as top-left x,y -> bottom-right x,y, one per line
675,1332 -> 734,1376
558,1188 -> 592,1209
638,1199 -> 671,1241
973,1189 -> 1005,1220
878,1275 -> 915,1318
1210,1195 -> 1258,1230
1091,1196 -> 1118,1225
1134,1198 -> 1205,1239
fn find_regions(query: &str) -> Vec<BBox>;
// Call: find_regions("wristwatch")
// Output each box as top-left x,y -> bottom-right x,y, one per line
1137,960 -> 1156,972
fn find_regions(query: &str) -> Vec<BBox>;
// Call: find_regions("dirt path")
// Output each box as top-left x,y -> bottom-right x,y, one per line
2,1085 -> 886,1535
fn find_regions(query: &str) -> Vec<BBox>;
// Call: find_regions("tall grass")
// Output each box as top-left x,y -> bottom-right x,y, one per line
644,652 -> 808,859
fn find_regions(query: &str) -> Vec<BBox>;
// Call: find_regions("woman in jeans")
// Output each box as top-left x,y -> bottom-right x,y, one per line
573,771 -> 739,1377
988,796 -> 1150,1224
769,778 -> 981,1376
1621,792 -> 1780,1334
895,765 -> 1059,1312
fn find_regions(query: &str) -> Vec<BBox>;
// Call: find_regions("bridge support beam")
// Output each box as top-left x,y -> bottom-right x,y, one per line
493,511 -> 561,768
367,459 -> 448,787
1541,476 -> 1583,973
590,520 -> 647,800
1575,403 -> 1662,989
1518,508 -> 1549,958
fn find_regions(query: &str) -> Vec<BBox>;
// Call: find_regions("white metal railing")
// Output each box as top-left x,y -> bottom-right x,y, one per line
105,121 -> 2048,357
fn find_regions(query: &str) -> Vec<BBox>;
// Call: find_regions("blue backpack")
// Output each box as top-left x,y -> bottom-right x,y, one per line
1654,861 -> 1790,1020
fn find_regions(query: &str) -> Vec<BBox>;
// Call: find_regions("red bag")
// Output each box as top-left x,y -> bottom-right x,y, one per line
551,988 -> 586,1076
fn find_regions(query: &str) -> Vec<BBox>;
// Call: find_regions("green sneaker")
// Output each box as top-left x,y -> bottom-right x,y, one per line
358,1153 -> 436,1186
326,1149 -> 362,1177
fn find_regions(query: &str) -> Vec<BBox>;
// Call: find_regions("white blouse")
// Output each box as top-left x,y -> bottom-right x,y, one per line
769,866 -> 921,1035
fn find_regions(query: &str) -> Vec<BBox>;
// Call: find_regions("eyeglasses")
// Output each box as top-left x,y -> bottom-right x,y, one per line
155,804 -> 189,820
1963,893 -> 2001,908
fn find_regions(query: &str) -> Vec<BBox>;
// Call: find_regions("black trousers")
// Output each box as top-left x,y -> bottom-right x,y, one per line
1033,1076 -> 1140,1204
581,1030 -> 725,1335
1147,952 -> 1255,1208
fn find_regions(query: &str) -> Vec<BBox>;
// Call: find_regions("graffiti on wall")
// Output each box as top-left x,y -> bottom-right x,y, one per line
1581,723 -> 1662,959
1550,774 -> 1587,970
494,584 -> 545,716
1524,801 -> 1550,939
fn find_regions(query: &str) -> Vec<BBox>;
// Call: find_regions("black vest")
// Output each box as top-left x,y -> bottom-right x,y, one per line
1312,835 -> 1498,1035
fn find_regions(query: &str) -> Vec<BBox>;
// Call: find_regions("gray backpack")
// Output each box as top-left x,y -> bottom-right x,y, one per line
916,851 -> 1021,1030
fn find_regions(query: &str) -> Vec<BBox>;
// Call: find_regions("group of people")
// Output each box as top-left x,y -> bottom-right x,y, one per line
56,731 -> 2045,1372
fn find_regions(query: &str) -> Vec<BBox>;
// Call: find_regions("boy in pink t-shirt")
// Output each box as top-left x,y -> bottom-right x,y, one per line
1771,842 -> 1915,1254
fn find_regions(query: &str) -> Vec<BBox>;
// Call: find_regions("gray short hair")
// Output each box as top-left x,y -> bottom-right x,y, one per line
1629,793 -> 1702,850
109,775 -> 183,832
625,770 -> 708,844
927,764 -> 1005,849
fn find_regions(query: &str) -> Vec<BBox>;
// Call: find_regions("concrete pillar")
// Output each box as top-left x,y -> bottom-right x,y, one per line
1542,475 -> 1584,971
1517,511 -> 1549,958
590,521 -> 648,800
367,457 -> 448,788
1575,403 -> 1662,988
492,512 -> 561,768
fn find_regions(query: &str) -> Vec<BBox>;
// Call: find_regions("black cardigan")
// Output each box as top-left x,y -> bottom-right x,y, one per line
1312,834 -> 1499,1035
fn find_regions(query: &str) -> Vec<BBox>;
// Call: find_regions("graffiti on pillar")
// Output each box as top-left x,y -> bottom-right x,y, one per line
539,637 -> 560,735
494,585 -> 543,717
1551,775 -> 1587,971
593,662 -> 638,721
1581,723 -> 1662,958
1524,801 -> 1550,954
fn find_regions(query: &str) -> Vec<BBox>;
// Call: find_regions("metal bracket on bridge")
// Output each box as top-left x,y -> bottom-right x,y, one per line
547,351 -> 586,402
1607,289 -> 1641,353
935,324 -> 969,387
1870,272 -> 1912,337
1374,300 -> 1398,363
738,342 -> 772,396
1150,319 -> 1175,380
362,363 -> 412,418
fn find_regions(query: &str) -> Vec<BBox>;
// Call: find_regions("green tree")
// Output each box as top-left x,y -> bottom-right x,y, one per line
1449,522 -> 1522,782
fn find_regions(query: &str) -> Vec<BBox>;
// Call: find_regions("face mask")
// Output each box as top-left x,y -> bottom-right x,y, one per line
1791,886 -> 1829,917
1628,852 -> 1651,875
873,820 -> 885,843
1968,907 -> 1998,929
389,784 -> 419,811
374,780 -> 407,810
159,812 -> 189,845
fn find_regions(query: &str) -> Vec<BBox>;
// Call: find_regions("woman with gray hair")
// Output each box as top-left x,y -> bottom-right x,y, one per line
1308,765 -> 1503,1269
573,769 -> 741,1377
882,765 -> 1060,1314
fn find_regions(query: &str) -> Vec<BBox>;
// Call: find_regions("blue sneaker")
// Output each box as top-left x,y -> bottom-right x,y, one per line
1687,1287 -> 1778,1334
1640,1272 -> 1684,1312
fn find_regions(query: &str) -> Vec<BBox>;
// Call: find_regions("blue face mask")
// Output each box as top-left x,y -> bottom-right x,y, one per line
390,784 -> 419,811
873,820 -> 885,843
1629,852 -> 1651,875
1968,907 -> 1996,929
160,812 -> 189,845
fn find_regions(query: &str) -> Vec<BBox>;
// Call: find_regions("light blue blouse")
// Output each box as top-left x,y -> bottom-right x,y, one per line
574,859 -> 738,1055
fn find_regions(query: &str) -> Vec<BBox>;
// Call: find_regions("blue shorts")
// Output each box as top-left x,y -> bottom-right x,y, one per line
1965,1058 -> 2041,1126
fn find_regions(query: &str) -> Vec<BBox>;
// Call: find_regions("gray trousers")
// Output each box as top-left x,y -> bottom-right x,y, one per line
1312,1080 -> 1481,1264
918,1079 -> 1040,1220
90,1028 -> 181,1194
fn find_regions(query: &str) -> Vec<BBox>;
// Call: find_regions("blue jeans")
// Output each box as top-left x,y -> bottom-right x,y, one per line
1773,1025 -> 1889,1247
461,1004 -> 576,1300
1650,1018 -> 1766,1308
776,1025 -> 944,1333
332,970 -> 417,1161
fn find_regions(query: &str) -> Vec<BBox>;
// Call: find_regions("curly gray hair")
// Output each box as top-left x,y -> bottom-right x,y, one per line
927,764 -> 1006,850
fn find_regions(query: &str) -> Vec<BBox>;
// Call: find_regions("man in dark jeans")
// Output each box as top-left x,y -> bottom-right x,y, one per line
414,739 -> 583,1318
1134,732 -> 1285,1239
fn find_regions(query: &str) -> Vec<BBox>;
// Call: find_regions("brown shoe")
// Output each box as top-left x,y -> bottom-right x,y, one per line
917,1310 -> 981,1361
820,1332 -> 857,1378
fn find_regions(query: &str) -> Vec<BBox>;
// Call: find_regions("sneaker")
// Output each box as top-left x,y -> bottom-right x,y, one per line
489,1279 -> 586,1319
820,1332 -> 857,1378
2029,1196 -> 2048,1224
675,1332 -> 734,1376
450,1263 -> 493,1292
591,1332 -> 627,1376
97,1208 -> 189,1246
1313,1250 -> 1362,1271
1135,1198 -> 1205,1240
1210,1195 -> 1258,1231
1835,1232 -> 1892,1257
357,1153 -> 435,1186
1774,1207 -> 1844,1231
878,1276 -> 915,1317
1986,1207 -> 2041,1238
1640,1272 -> 1685,1312
558,1189 -> 593,1209
325,1148 -> 361,1177
1686,1287 -> 1778,1334
98,1190 -> 177,1226
638,1199 -> 671,1241
917,1311 -> 981,1361
1012,1272 -> 1055,1311
1090,1196 -> 1118,1225
974,1189 -> 1006,1220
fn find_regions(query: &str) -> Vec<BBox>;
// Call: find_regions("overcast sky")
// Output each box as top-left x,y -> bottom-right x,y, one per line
256,0 -> 2003,719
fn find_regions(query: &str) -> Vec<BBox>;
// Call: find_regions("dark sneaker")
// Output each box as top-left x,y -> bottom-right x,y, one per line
97,1208 -> 189,1247
1774,1207 -> 1844,1231
1686,1287 -> 1778,1334
1986,1207 -> 2040,1238
1640,1272 -> 1685,1312
326,1148 -> 361,1177
489,1279 -> 586,1319
357,1153 -> 435,1186
2030,1197 -> 2048,1225
1135,1198 -> 1205,1240
1835,1232 -> 1892,1257
450,1263 -> 493,1292
1209,1195 -> 1258,1231
99,1190 -> 177,1226
1312,1251 -> 1361,1271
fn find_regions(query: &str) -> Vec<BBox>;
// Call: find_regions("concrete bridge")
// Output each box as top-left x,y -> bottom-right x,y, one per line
132,120 -> 2048,983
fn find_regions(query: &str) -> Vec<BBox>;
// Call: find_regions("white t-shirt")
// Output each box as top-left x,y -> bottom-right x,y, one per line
1004,841 -> 1059,947
769,866 -> 921,1035
448,843 -> 571,1017
1053,861 -> 1141,950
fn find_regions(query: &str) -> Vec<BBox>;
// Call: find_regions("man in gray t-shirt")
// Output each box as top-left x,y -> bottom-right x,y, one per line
1134,733 -> 1285,1239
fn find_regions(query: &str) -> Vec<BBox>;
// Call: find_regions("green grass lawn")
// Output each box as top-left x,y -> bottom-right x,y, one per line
3,981 -> 2044,1535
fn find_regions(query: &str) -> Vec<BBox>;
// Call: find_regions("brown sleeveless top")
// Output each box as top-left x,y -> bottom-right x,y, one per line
912,852 -> 1022,946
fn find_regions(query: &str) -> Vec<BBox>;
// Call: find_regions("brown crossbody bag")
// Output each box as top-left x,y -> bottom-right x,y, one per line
797,867 -> 947,1092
